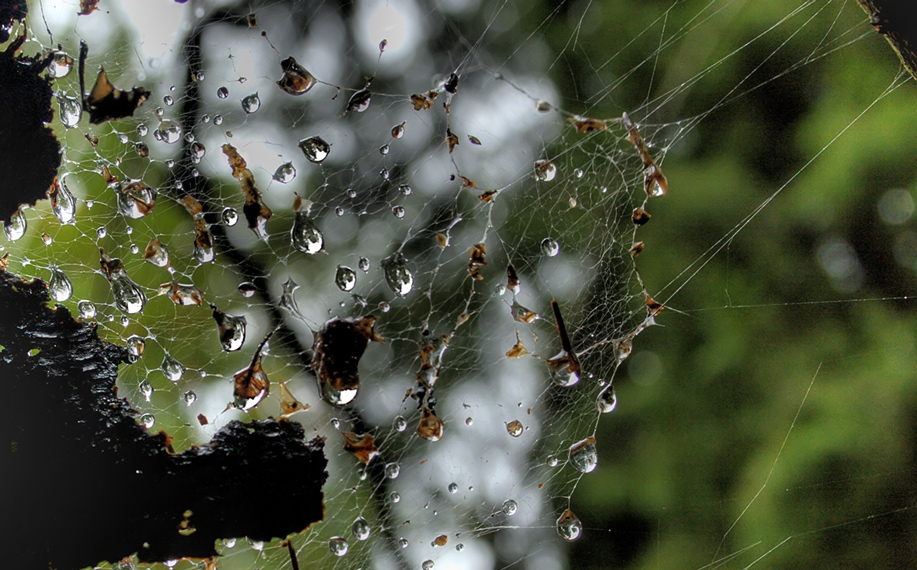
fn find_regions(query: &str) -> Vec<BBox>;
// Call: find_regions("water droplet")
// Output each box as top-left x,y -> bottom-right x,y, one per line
154,120 -> 182,144
161,353 -> 185,382
328,537 -> 348,557
238,282 -> 256,298
96,227 -> 107,239
101,251 -> 146,314
547,455 -> 559,467
335,265 -> 357,292
502,499 -> 518,515
49,52 -> 74,78
417,409 -> 445,442
184,390 -> 197,405
58,95 -> 82,127
50,180 -> 76,225
298,136 -> 331,163
556,509 -> 583,541
506,420 -> 523,437
390,492 -> 401,503
163,95 -> 174,106
392,206 -> 405,219
139,379 -> 153,401
380,168 -> 390,180
190,140 -> 206,163
126,335 -> 145,360
541,237 -> 560,257
346,88 -> 371,113
398,184 -> 412,195
391,122 -> 405,138
142,238 -> 169,268
597,385 -> 617,413
78,300 -> 96,319
241,92 -> 261,113
335,207 -> 345,217
379,144 -> 390,155
273,162 -> 296,183
276,57 -> 316,95
4,210 -> 26,241
232,331 -> 273,410
139,413 -> 155,429
248,538 -> 264,551
382,252 -> 413,296
136,123 -> 148,136
385,462 -> 400,479
217,86 -> 229,99
222,537 -> 236,548
160,281 -> 205,306
393,415 -> 407,431
291,204 -> 324,254
465,417 -> 473,426
213,114 -> 223,125
280,278 -> 304,319
399,538 -> 408,548
422,561 -> 434,570
211,304 -> 247,352
351,517 -> 371,541
456,543 -> 464,551
534,159 -> 557,182
48,267 -> 73,302
116,180 -> 157,219
568,437 -> 598,473
358,257 -> 370,272
221,207 -> 239,227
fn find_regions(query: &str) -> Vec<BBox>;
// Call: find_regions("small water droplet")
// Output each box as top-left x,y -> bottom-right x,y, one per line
547,455 -> 559,467
184,390 -> 197,405
238,282 -> 256,298
241,92 -> 261,113
335,206 -> 345,216
221,207 -> 239,227
190,141 -> 206,163
378,301 -> 390,312
390,492 -> 401,503
392,206 -> 405,219
96,227 -> 107,239
58,95 -> 82,127
335,265 -> 357,292
568,437 -> 598,473
327,537 -> 348,557
382,252 -> 413,296
465,417 -> 473,426
534,159 -> 557,182
48,267 -> 73,302
385,462 -> 400,479
556,509 -> 583,541
351,517 -> 371,541
154,120 -> 182,144
161,353 -> 185,382
118,133 -> 129,144
358,257 -> 370,272
380,168 -> 390,180
399,538 -> 408,548
213,114 -> 223,125
139,413 -> 155,429
49,52 -> 74,78
273,162 -> 296,183
541,238 -> 560,257
502,499 -> 518,515
379,144 -> 390,155
597,385 -> 617,413
391,122 -> 405,138
139,379 -> 153,401
298,136 -> 331,163
217,86 -> 229,99
455,543 -> 464,551
505,420 -> 523,437
163,95 -> 174,106
126,335 -> 145,360
137,123 -> 148,136
4,210 -> 26,241
78,300 -> 96,319
393,415 -> 407,431
422,561 -> 435,570
398,184 -> 412,195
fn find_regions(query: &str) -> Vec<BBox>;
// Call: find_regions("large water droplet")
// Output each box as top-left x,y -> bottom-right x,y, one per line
4,210 -> 26,241
393,415 -> 407,432
556,509 -> 582,541
116,181 -> 157,218
58,95 -> 82,127
241,92 -> 261,113
328,537 -> 349,557
502,499 -> 518,515
48,267 -> 73,302
50,180 -> 76,225
154,120 -> 182,144
335,265 -> 357,292
346,88 -> 371,113
126,335 -> 145,360
78,300 -> 96,320
277,57 -> 316,95
384,462 -> 400,479
143,238 -> 170,268
505,420 -> 523,437
534,159 -> 557,182
351,517 -> 371,541
597,385 -> 617,413
50,52 -> 74,78
161,353 -> 185,382
211,304 -> 247,352
382,252 -> 413,296
298,136 -> 331,163
273,162 -> 296,183
568,437 -> 598,473
216,86 -> 229,99
291,206 -> 323,254
101,251 -> 146,314
422,560 -> 435,570
541,237 -> 560,257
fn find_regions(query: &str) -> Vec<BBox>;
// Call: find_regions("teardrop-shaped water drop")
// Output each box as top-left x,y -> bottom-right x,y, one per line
298,136 -> 331,163
351,517 -> 371,541
48,267 -> 73,302
78,300 -> 96,319
51,179 -> 76,225
541,237 -> 560,257
190,141 -> 206,163
568,437 -> 598,473
116,181 -> 157,219
391,122 -> 405,138
597,384 -> 617,413
4,210 -> 26,241
382,252 -> 413,296
291,210 -> 323,254
502,499 -> 518,515
107,269 -> 146,314
184,390 -> 197,406
272,162 -> 296,183
328,537 -> 349,557
346,88 -> 371,113
321,382 -> 358,406
161,353 -> 185,382
58,95 -> 82,127
238,282 -> 256,298
335,265 -> 357,292
398,184 -> 412,195
534,159 -> 557,182
126,335 -> 145,361
143,238 -> 170,268
241,92 -> 261,113
139,379 -> 153,402
211,304 -> 247,352
154,120 -> 182,144
556,509 -> 582,541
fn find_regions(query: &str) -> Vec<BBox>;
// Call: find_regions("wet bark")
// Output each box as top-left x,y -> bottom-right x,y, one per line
857,0 -> 917,80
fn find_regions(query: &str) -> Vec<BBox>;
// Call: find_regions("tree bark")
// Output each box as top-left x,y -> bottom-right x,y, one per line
857,0 -> 917,80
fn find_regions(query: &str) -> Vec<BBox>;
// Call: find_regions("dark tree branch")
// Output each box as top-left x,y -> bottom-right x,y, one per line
857,0 -> 917,80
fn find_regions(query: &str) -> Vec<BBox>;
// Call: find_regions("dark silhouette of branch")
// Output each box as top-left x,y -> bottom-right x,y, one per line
857,0 -> 917,80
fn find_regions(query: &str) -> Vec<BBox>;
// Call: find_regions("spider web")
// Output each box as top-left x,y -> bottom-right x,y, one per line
3,0 -> 916,569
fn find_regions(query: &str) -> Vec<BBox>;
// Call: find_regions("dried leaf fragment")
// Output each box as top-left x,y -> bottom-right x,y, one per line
410,90 -> 438,110
506,336 -> 529,359
222,144 -> 272,240
342,432 -> 379,464
460,176 -> 476,188
468,242 -> 487,280
478,190 -> 497,202
233,330 -> 274,411
445,129 -> 459,153
80,40 -> 150,124
468,135 -> 482,145
511,300 -> 538,323
279,381 -> 309,417
570,116 -> 607,133
435,233 -> 449,248
78,0 -> 100,16
645,294 -> 664,316
443,72 -> 459,94
630,241 -> 645,257
632,207 -> 651,226
197,414 -> 209,425
433,535 -> 448,546
506,264 -> 521,294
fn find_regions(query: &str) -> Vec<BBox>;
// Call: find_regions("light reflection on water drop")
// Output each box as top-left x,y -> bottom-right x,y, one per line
58,95 -> 81,127
298,136 -> 331,163
139,413 -> 155,429
328,536 -> 349,557
48,267 -> 72,302
161,353 -> 185,382
556,509 -> 583,541
335,265 -> 357,291
78,300 -> 96,319
241,92 -> 261,113
4,210 -> 26,241
541,237 -> 560,257
502,499 -> 518,515
154,120 -> 182,144
597,384 -> 617,413
534,158 -> 557,181
273,162 -> 296,183
568,437 -> 598,473
221,207 -> 239,226
382,252 -> 413,296
51,180 -> 76,224
351,517 -> 371,541
139,379 -> 153,402
393,415 -> 407,431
